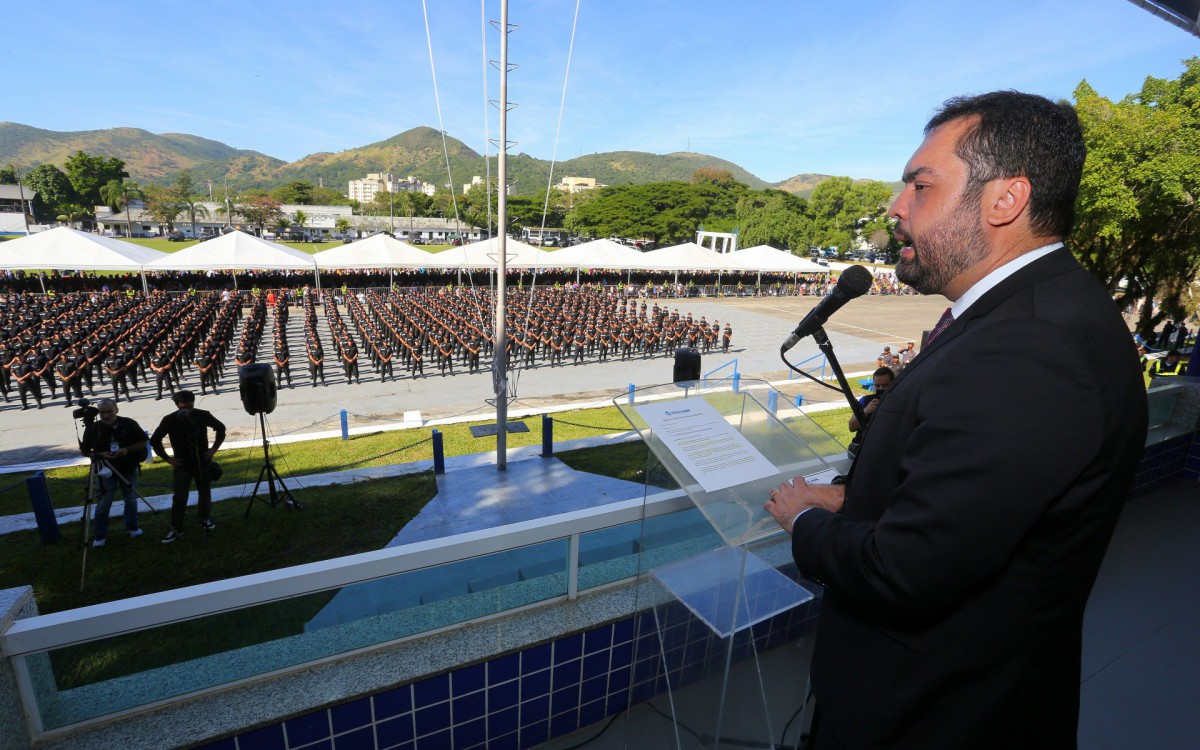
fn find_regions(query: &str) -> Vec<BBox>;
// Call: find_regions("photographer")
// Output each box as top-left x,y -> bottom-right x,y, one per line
79,398 -> 147,547
847,366 -> 895,457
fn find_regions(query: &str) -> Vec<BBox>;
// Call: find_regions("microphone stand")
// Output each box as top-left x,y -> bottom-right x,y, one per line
812,326 -> 869,429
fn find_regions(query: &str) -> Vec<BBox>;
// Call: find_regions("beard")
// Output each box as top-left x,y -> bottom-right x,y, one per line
895,194 -> 989,296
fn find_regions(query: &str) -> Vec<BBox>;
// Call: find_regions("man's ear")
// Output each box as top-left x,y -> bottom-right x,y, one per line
986,177 -> 1032,227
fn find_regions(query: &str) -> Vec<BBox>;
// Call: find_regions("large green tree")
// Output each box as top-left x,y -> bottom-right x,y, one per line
1072,59 -> 1200,335
735,189 -> 812,250
0,165 -> 18,185
807,177 -> 893,255
65,152 -> 128,207
22,164 -> 77,221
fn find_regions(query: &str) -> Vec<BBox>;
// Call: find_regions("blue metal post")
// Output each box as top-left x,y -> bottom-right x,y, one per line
767,390 -> 778,414
542,414 -> 553,457
628,383 -> 636,405
794,394 -> 805,408
340,409 -> 349,440
27,471 -> 58,543
732,372 -> 741,393
432,429 -> 445,475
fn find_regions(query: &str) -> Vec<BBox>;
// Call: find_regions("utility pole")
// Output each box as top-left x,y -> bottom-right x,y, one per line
493,0 -> 515,471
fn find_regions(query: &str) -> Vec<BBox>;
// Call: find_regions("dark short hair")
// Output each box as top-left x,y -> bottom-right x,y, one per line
873,366 -> 896,380
926,91 -> 1085,238
172,390 -> 196,404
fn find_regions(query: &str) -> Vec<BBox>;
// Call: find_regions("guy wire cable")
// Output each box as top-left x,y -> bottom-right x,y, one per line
420,0 -> 488,335
516,0 -> 584,366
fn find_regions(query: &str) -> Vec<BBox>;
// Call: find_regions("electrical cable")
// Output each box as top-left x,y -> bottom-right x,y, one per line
780,350 -> 846,394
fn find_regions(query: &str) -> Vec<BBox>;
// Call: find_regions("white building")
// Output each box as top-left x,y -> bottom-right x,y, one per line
348,173 -> 433,204
555,176 -> 604,194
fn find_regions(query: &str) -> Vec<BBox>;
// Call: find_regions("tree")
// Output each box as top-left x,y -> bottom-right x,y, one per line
55,203 -> 93,229
143,185 -> 183,234
100,179 -> 144,238
177,193 -> 209,238
292,209 -> 310,240
272,216 -> 293,237
735,190 -> 812,249
1072,60 -> 1200,335
23,164 -> 78,221
239,195 -> 284,236
808,177 -> 893,256
334,217 -> 353,238
273,181 -> 316,205
0,165 -> 17,185
64,151 -> 128,207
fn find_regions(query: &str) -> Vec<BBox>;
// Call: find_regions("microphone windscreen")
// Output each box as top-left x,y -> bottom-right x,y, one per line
839,265 -> 874,298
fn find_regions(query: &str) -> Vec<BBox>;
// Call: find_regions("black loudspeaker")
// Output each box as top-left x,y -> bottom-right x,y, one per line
239,363 -> 277,415
673,347 -> 701,384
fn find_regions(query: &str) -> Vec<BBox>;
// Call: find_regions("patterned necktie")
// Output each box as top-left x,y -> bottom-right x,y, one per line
926,307 -> 955,345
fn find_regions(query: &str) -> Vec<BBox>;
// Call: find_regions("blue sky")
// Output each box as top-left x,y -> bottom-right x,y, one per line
4,0 -> 1197,184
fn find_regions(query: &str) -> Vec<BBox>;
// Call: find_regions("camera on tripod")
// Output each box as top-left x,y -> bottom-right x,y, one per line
72,397 -> 99,424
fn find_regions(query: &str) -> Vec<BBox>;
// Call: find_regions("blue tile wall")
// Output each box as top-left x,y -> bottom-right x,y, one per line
193,568 -> 820,750
1132,432 -> 1193,496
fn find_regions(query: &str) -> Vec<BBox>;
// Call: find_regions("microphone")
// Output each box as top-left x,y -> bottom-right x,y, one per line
781,264 -> 874,352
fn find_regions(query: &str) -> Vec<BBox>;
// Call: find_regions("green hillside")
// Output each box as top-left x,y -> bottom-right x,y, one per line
1,121 -> 863,197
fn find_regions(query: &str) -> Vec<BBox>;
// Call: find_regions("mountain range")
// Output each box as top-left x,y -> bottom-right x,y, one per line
0,122 -> 893,198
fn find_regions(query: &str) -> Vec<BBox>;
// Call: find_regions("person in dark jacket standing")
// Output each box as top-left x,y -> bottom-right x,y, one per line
765,92 -> 1147,749
150,390 -> 226,543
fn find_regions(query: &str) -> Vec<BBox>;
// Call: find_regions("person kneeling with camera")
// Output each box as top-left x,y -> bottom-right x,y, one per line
79,398 -> 147,547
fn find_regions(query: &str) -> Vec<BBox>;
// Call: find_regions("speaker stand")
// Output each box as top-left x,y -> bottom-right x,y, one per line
245,411 -> 302,517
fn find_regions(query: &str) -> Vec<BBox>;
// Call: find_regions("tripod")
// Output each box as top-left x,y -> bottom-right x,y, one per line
79,455 -> 176,592
245,410 -> 301,516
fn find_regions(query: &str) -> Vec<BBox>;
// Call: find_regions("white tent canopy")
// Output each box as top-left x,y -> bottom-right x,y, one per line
638,242 -> 738,271
430,237 -> 552,270
0,227 -> 167,270
312,234 -> 435,269
723,245 -> 828,273
543,238 -> 650,270
142,230 -> 318,271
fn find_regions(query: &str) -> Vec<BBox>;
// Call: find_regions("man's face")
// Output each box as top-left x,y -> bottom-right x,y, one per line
873,375 -> 893,394
174,399 -> 194,412
891,118 -> 990,297
98,403 -> 118,425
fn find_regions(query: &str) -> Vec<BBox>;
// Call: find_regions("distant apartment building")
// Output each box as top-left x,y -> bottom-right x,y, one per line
348,173 -> 433,204
462,176 -> 515,196
555,176 -> 605,194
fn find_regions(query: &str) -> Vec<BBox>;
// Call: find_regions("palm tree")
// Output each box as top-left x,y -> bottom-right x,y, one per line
292,209 -> 310,242
178,194 -> 210,238
100,179 -> 144,238
55,203 -> 93,230
272,216 -> 292,238
334,217 -> 353,239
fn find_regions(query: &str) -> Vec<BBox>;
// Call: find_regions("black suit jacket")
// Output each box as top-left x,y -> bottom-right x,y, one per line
150,408 -> 226,469
791,249 -> 1147,749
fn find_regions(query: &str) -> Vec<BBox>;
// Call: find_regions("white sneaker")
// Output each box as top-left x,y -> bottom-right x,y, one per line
92,538 -> 106,548
129,528 -> 143,538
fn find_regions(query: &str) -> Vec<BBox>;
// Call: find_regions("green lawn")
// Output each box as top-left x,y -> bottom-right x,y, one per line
0,402 -> 853,689
0,406 -> 636,517
2,472 -> 435,688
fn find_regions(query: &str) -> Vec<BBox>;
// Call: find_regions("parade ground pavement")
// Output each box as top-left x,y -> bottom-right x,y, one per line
0,294 -> 949,466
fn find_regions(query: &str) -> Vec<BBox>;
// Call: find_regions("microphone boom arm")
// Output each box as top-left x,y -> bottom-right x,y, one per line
812,326 -> 869,429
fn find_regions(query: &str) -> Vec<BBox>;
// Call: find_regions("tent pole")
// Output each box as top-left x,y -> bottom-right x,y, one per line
141,269 -> 148,294
38,272 -> 45,294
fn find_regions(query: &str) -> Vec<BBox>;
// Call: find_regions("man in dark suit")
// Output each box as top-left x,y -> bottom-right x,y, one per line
766,92 -> 1148,749
150,390 -> 226,543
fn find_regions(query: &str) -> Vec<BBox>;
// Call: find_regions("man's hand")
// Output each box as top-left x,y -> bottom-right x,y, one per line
863,399 -> 881,417
203,448 -> 217,461
764,477 -> 846,534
